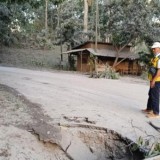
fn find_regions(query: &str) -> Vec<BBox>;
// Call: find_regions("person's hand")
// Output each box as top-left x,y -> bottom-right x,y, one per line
150,81 -> 155,88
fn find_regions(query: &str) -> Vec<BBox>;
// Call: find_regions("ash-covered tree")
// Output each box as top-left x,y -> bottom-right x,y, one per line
0,3 -> 12,45
0,0 -> 43,46
104,0 -> 160,68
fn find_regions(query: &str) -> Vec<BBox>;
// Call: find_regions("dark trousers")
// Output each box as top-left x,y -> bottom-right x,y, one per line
147,82 -> 160,115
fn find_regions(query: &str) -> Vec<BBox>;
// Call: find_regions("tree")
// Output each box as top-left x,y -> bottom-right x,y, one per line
0,0 -> 44,46
0,3 -> 12,45
104,0 -> 160,68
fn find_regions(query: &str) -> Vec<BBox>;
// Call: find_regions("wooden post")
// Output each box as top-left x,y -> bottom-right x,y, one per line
68,53 -> 70,70
80,52 -> 83,72
94,56 -> 98,74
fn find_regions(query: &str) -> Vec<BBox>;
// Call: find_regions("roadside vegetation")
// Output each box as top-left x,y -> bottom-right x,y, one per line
89,63 -> 120,79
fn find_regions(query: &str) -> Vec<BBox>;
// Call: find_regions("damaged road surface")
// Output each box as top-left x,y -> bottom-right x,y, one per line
0,84 -> 142,160
0,66 -> 160,159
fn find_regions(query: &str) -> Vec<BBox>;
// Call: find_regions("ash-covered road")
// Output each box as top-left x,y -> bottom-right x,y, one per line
0,66 -> 159,142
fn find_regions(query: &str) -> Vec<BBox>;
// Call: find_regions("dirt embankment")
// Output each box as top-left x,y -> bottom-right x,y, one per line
0,47 -> 68,70
0,84 -> 71,160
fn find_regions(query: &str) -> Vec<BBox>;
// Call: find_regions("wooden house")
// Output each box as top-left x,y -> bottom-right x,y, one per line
63,41 -> 142,75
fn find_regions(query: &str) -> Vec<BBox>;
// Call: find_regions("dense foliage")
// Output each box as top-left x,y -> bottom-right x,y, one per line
0,2 -> 12,45
0,0 -> 160,51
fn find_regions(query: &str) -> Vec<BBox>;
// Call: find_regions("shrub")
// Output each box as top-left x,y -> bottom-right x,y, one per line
90,63 -> 120,79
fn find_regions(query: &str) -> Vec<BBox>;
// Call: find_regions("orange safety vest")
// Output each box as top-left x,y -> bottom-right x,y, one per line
148,56 -> 160,81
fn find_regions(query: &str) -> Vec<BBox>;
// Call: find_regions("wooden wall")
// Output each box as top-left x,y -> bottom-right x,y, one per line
97,57 -> 141,75
77,53 -> 90,72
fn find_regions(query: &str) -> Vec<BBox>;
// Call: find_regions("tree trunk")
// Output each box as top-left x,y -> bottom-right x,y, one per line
83,0 -> 88,32
112,42 -> 132,68
112,46 -> 120,68
95,0 -> 99,52
57,5 -> 60,28
45,0 -> 48,31
113,53 -> 119,68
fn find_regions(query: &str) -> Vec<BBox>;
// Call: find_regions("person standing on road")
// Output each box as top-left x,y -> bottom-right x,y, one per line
142,42 -> 160,118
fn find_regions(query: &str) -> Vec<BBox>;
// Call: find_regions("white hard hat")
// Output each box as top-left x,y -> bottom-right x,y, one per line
151,42 -> 160,48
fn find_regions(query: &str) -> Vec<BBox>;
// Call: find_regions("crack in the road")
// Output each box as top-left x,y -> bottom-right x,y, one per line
65,141 -> 72,152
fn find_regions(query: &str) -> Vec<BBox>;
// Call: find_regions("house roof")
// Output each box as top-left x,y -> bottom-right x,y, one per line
63,48 -> 139,60
73,41 -> 132,49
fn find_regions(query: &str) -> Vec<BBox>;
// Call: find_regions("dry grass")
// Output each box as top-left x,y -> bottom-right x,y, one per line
0,85 -> 32,127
